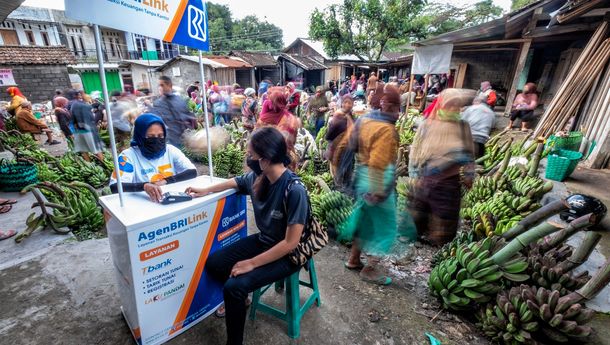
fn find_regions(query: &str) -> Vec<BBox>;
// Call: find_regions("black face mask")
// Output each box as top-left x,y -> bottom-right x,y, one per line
141,137 -> 166,159
246,157 -> 263,175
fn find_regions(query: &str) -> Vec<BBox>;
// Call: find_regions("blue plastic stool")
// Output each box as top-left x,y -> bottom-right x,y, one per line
249,258 -> 321,338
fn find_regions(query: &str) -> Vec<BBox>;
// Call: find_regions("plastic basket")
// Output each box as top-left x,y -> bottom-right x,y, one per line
0,161 -> 38,192
545,149 -> 583,182
547,132 -> 583,151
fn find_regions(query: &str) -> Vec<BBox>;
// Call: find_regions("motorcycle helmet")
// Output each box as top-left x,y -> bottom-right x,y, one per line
560,194 -> 607,225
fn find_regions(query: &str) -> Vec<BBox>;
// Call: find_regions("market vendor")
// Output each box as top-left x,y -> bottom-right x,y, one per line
109,113 -> 197,202
507,82 -> 539,132
185,126 -> 309,345
16,101 -> 61,145
5,86 -> 27,115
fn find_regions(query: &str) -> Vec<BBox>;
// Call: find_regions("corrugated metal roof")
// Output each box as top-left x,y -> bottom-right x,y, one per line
229,51 -> 277,67
120,60 -> 167,68
206,56 -> 252,68
278,53 -> 327,71
0,0 -> 25,22
156,55 -> 253,71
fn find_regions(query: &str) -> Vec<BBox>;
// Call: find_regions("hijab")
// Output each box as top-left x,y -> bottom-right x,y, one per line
54,96 -> 69,109
131,113 -> 167,159
7,86 -> 24,98
259,87 -> 290,124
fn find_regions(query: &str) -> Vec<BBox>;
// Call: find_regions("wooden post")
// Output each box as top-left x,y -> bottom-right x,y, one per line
504,39 -> 532,117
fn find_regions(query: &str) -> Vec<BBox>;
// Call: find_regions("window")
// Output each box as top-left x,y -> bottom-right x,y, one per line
135,35 -> 146,53
70,36 -> 78,55
25,30 -> 35,45
115,38 -> 122,59
79,37 -> 85,55
41,31 -> 50,46
109,38 -> 116,56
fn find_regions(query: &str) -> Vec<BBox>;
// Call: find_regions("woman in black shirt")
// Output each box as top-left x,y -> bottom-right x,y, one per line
186,127 -> 309,345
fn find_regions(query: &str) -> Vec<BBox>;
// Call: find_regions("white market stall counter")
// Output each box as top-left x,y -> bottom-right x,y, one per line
100,175 -> 248,345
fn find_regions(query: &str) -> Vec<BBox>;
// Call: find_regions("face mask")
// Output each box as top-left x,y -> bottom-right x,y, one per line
246,157 -> 263,175
142,137 -> 166,155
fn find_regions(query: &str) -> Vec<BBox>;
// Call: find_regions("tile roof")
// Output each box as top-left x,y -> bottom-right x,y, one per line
229,51 -> 277,67
0,45 -> 76,65
279,53 -> 327,71
205,56 -> 252,68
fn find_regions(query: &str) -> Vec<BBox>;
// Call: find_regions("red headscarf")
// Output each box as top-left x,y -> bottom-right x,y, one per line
7,86 -> 24,98
54,96 -> 69,109
259,87 -> 290,124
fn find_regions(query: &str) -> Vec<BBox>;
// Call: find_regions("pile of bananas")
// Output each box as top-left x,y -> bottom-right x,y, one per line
477,287 -> 539,344
35,162 -> 61,182
317,191 -> 353,228
431,231 -> 475,267
212,143 -> 245,178
16,181 -> 104,242
527,245 -> 589,296
58,153 -> 109,188
429,237 -> 530,310
510,176 -> 553,199
462,176 -> 508,208
519,285 -> 596,342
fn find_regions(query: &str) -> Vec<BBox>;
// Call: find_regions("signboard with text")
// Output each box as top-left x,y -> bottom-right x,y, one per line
0,69 -> 16,86
65,0 -> 209,51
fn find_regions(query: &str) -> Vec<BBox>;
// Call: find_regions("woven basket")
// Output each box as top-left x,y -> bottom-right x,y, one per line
545,149 -> 582,182
547,132 -> 583,151
0,161 -> 38,192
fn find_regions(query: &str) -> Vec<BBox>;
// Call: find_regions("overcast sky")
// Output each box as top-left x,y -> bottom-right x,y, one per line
23,0 -> 513,45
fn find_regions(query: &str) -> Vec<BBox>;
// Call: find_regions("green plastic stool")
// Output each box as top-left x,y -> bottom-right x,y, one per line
249,258 -> 321,339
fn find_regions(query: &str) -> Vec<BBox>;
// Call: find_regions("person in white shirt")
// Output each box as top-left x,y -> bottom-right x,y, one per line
109,113 -> 197,202
461,94 -> 496,158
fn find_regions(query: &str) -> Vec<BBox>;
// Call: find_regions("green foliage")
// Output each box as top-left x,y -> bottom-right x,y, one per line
511,0 -> 537,11
207,2 -> 283,53
212,143 -> 245,179
309,0 -> 427,62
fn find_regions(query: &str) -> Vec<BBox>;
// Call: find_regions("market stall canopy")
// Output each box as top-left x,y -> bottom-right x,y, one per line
412,44 -> 453,75
0,0 -> 24,23
279,53 -> 327,71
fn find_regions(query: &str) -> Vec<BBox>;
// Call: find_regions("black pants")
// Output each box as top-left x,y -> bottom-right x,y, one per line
510,109 -> 534,122
206,234 -> 300,345
474,142 -> 485,159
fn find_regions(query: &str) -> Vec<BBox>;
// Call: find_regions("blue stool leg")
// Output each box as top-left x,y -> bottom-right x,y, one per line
287,272 -> 300,338
249,288 -> 261,320
309,259 -> 321,307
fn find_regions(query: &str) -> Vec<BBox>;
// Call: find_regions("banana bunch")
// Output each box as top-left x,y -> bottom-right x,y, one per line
429,237 -> 506,310
493,216 -> 524,237
519,285 -> 595,342
504,164 -> 528,180
15,212 -> 47,243
527,245 -> 589,296
510,176 -> 553,198
58,153 -> 109,188
431,231 -> 475,267
477,287 -> 539,344
463,176 -> 508,208
36,163 -> 61,182
318,191 -> 353,227
213,143 -> 246,178
478,138 -> 513,171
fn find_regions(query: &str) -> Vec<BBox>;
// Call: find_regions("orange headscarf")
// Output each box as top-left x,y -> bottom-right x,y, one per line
7,87 -> 24,98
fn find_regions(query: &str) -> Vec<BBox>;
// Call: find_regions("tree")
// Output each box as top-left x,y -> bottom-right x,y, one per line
206,3 -> 283,53
511,0 -> 537,11
414,1 -> 504,39
309,0 -> 427,62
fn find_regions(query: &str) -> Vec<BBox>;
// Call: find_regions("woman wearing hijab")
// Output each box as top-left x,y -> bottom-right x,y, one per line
326,96 -> 354,190
477,81 -> 497,109
53,96 -> 73,142
5,87 -> 27,115
507,82 -> 538,131
241,88 -> 258,132
285,82 -> 300,116
306,86 -> 329,136
109,114 -> 197,202
70,91 -> 104,161
408,89 -> 475,246
340,87 -> 401,285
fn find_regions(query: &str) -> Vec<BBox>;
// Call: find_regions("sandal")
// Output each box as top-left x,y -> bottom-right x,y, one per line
0,198 -> 17,206
46,140 -> 61,145
214,298 -> 252,318
0,229 -> 17,241
360,274 -> 392,286
344,262 -> 364,270
0,205 -> 12,214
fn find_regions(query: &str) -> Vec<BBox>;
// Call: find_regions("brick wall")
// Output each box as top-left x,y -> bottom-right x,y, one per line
451,51 -> 517,91
0,64 -> 71,103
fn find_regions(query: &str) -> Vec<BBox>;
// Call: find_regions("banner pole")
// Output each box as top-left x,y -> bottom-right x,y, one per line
198,50 -> 214,181
94,24 -> 124,206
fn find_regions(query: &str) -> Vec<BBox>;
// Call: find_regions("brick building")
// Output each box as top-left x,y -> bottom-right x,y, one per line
0,45 -> 74,103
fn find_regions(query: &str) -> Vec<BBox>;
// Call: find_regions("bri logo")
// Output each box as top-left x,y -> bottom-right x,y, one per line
142,258 -> 172,275
187,4 -> 207,43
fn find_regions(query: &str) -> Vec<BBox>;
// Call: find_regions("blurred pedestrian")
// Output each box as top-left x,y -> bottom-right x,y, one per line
109,91 -> 133,152
409,89 -> 475,246
16,101 -> 60,145
462,93 -> 496,158
186,81 -> 200,97
241,88 -> 258,132
285,82 -> 300,116
367,72 -> 378,92
326,96 -> 355,191
71,94 -> 104,161
341,87 -> 401,285
150,76 -> 195,146
53,96 -> 73,142
306,86 -> 329,136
